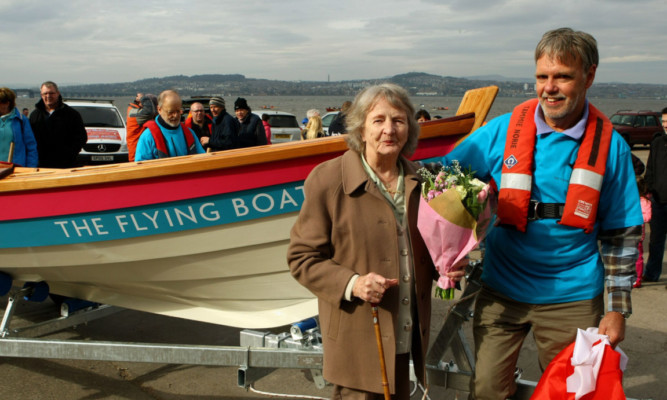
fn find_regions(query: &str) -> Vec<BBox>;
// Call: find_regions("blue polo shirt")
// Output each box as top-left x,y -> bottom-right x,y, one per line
437,102 -> 643,304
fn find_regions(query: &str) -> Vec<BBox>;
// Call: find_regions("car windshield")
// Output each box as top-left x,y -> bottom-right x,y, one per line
322,113 -> 337,127
72,106 -> 124,128
610,114 -> 635,126
269,115 -> 299,128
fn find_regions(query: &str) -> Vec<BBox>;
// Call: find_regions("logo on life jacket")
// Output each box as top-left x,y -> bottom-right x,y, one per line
574,200 -> 594,219
503,155 -> 518,169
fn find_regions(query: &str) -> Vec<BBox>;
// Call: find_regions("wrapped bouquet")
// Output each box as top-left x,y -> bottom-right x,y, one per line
417,161 -> 495,299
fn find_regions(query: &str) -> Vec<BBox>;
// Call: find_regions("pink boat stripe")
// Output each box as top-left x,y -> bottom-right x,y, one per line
0,137 -> 457,222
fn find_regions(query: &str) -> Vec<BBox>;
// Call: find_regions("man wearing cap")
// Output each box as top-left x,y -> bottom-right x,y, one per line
234,97 -> 267,148
208,96 -> 239,152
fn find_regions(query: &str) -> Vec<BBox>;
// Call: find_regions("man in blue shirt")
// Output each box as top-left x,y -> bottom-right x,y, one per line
135,90 -> 205,161
440,28 -> 643,399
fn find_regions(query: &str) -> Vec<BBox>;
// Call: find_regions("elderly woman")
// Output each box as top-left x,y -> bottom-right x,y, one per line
0,87 -> 38,167
288,83 -> 465,399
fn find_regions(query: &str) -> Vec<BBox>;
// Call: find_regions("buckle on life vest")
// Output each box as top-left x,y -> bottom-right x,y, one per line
527,200 -> 565,221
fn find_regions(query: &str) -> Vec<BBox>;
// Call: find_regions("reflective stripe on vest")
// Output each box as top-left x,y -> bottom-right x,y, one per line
570,168 -> 604,191
498,99 -> 613,233
500,173 -> 532,191
143,120 -> 197,159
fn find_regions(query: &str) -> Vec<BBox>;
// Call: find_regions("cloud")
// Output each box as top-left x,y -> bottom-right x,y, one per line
3,0 -> 666,86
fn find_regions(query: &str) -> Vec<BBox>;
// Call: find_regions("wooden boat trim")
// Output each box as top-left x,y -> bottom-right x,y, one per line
0,113 -> 475,193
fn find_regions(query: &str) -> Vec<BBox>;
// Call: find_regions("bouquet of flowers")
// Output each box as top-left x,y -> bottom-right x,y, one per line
417,161 -> 495,299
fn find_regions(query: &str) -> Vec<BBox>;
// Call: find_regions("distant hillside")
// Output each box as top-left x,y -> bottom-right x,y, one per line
466,74 -> 532,83
17,72 -> 667,99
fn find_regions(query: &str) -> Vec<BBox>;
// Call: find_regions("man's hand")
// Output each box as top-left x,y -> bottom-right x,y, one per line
445,258 -> 468,282
598,311 -> 626,348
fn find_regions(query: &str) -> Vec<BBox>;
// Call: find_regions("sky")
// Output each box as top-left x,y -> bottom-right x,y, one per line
3,0 -> 666,87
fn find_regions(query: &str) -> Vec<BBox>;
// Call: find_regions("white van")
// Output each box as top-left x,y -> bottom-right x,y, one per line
66,99 -> 128,164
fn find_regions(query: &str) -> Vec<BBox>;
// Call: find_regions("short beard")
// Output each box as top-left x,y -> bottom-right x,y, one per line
165,119 -> 180,128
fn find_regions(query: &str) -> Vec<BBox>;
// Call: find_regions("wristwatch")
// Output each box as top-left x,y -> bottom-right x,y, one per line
618,311 -> 631,319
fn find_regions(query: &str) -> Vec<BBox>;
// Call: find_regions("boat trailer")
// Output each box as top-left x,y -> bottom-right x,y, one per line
0,263 -> 559,399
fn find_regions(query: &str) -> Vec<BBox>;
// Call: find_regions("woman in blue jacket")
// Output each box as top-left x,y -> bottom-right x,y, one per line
0,87 -> 38,167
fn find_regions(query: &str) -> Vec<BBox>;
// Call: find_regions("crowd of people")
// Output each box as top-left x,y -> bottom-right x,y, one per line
1,25 -> 664,400
1,75 -> 362,167
2,84 -> 351,168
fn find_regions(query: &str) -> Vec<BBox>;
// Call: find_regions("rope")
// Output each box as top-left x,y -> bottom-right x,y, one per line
248,384 -> 329,400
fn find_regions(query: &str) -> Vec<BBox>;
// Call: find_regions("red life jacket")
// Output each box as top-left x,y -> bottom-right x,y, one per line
498,99 -> 613,233
142,120 -> 197,158
184,114 -> 213,136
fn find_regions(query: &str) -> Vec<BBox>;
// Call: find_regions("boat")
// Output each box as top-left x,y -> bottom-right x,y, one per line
325,107 -> 340,112
0,86 -> 498,329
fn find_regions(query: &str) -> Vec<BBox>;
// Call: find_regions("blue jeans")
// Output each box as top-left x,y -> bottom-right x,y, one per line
645,198 -> 667,281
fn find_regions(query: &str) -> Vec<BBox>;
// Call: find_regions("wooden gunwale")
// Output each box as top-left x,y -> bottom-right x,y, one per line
0,113 -> 475,193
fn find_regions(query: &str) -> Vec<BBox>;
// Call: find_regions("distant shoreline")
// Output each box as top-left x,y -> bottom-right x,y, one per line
10,72 -> 667,100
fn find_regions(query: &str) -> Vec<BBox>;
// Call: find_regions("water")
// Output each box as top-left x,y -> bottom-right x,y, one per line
16,94 -> 666,123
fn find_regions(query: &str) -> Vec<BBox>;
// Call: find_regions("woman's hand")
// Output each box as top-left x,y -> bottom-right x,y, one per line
445,258 -> 468,282
352,272 -> 399,304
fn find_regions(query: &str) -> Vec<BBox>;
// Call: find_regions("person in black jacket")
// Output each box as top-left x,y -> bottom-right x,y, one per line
233,97 -> 267,148
327,101 -> 351,136
29,81 -> 87,168
208,96 -> 239,151
644,106 -> 667,282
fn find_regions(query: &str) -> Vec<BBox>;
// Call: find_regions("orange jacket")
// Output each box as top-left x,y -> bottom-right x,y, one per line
126,102 -> 141,162
498,99 -> 613,233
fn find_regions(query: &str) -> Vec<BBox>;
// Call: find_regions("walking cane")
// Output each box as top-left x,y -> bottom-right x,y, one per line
371,303 -> 391,400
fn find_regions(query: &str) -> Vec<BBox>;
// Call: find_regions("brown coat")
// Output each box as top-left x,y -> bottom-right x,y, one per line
287,150 -> 436,393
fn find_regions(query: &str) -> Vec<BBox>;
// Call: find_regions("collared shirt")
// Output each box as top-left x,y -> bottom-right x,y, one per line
439,101 -> 642,315
361,154 -> 406,222
535,100 -> 638,315
535,100 -> 589,140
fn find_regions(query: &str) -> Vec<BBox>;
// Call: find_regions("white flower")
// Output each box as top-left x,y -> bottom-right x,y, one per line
471,178 -> 486,189
455,185 -> 467,199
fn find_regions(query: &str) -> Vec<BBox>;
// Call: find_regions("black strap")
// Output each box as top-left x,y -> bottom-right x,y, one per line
527,200 -> 565,221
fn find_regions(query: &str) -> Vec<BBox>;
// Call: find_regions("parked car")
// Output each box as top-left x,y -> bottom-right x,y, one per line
66,99 -> 128,164
609,110 -> 663,148
321,111 -> 339,135
252,111 -> 302,143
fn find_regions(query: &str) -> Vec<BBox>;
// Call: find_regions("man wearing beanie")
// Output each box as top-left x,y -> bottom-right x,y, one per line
208,96 -> 239,151
234,97 -> 267,148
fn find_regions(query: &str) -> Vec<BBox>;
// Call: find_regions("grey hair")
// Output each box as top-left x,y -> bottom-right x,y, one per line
535,27 -> 599,72
40,81 -> 59,92
344,83 -> 419,157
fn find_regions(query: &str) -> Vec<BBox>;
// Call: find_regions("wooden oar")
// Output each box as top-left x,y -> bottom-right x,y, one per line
371,303 -> 391,400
